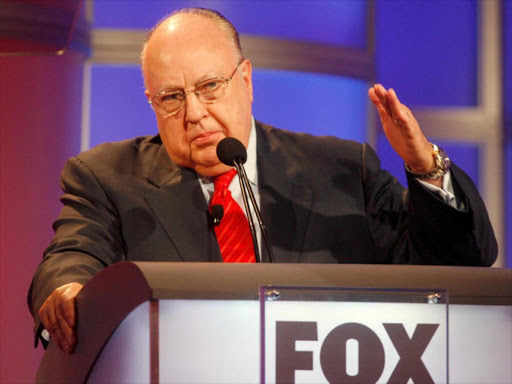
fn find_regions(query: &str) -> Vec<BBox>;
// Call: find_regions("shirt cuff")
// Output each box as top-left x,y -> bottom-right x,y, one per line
41,329 -> 50,341
417,171 -> 464,210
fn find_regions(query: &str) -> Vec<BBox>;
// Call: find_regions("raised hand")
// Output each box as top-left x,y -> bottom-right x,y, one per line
368,84 -> 441,187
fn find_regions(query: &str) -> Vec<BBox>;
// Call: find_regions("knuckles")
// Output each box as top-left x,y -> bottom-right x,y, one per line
38,282 -> 83,330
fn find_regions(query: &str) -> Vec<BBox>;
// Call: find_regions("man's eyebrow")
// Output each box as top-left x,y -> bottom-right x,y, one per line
198,72 -> 223,81
159,73 -> 219,92
152,83 -> 179,94
159,86 -> 181,92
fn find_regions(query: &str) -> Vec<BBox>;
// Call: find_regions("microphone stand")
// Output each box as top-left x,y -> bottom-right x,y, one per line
233,160 -> 276,263
233,160 -> 261,263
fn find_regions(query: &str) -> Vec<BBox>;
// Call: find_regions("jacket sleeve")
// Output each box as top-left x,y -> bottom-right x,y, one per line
27,156 -> 125,346
362,143 -> 497,266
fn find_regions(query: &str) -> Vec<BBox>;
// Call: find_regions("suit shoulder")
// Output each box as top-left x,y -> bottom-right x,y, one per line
77,135 -> 159,162
257,121 -> 363,163
75,135 -> 161,166
71,135 -> 165,178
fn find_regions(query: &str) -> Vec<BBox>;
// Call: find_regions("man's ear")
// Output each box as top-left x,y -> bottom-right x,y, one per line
144,89 -> 151,101
240,59 -> 253,103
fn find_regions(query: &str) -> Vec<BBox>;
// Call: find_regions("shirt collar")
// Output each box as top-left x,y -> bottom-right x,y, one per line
245,117 -> 258,187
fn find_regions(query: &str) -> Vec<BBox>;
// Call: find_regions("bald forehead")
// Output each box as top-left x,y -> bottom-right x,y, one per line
155,13 -> 224,42
144,13 -> 237,67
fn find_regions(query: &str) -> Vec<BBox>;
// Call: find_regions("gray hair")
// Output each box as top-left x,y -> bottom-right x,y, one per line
140,7 -> 244,82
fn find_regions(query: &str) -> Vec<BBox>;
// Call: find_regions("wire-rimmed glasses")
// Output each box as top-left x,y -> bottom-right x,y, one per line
148,60 -> 244,117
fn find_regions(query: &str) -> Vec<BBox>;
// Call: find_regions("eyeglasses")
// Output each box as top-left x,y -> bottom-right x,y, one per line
148,60 -> 244,117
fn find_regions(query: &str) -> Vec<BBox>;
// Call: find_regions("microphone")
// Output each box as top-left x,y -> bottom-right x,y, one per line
217,137 -> 247,166
210,204 -> 224,226
216,137 -> 275,263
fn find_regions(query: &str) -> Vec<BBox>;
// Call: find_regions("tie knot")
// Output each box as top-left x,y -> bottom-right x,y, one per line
214,169 -> 237,192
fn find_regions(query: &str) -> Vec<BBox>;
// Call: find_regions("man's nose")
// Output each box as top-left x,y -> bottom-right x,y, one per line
184,92 -> 208,124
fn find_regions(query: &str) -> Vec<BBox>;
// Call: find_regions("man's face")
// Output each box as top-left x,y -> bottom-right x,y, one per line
143,14 -> 253,176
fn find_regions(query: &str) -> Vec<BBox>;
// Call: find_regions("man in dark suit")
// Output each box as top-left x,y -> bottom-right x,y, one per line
28,8 -> 497,354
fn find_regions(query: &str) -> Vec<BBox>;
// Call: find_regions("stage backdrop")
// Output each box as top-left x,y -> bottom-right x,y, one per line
0,1 -> 510,383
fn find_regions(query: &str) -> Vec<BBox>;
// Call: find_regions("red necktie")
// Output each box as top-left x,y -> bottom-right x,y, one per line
210,169 -> 256,263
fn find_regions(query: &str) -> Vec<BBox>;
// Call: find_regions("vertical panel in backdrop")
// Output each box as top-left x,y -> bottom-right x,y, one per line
89,65 -> 369,147
504,0 -> 512,268
93,0 -> 367,49
375,0 -> 477,107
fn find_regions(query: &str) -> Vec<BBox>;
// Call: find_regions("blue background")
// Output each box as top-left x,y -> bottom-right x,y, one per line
88,0 -> 508,265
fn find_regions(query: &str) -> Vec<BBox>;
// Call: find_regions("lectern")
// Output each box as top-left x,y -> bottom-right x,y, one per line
36,262 -> 512,383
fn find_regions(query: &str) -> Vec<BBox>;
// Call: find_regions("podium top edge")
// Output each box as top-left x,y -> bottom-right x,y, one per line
129,262 -> 512,305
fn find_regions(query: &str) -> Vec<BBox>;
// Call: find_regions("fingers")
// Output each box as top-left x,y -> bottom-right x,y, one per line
368,87 -> 385,113
387,88 -> 409,125
41,302 -> 69,352
368,87 -> 392,125
373,84 -> 393,117
57,304 -> 76,350
38,282 -> 83,354
369,84 -> 407,126
60,285 -> 79,327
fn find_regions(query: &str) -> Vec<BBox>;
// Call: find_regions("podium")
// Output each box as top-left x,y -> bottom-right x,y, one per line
36,262 -> 512,383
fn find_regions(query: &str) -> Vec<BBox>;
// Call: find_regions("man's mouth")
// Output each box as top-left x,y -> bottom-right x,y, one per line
190,131 -> 223,147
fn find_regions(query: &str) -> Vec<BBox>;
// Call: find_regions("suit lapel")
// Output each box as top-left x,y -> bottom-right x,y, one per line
144,144 -> 221,262
256,123 -> 314,263
141,125 -> 314,264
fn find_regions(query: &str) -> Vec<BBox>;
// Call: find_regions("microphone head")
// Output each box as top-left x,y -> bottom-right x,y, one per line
217,137 -> 247,166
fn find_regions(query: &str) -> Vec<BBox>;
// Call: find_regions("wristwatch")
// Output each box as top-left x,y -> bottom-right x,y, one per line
405,143 -> 451,180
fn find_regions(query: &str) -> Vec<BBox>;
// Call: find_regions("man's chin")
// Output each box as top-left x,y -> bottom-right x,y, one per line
190,146 -> 234,176
194,162 -> 232,177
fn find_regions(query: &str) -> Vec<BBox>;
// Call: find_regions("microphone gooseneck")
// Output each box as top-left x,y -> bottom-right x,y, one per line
216,137 -> 276,263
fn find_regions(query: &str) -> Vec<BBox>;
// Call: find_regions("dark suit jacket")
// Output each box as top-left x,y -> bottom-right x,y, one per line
28,121 -> 497,339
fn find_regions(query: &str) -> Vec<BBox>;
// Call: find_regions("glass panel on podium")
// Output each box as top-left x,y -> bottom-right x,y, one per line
260,286 -> 449,384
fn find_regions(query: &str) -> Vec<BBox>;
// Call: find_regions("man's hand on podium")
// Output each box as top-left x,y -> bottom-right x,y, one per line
38,282 -> 83,354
